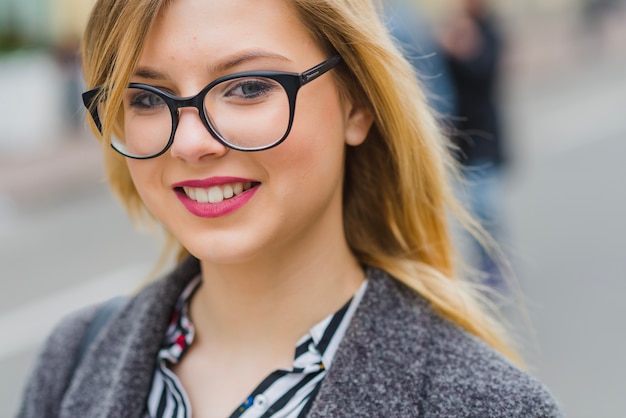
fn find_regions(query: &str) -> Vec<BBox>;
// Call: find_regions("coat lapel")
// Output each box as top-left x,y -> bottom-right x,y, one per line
307,268 -> 432,417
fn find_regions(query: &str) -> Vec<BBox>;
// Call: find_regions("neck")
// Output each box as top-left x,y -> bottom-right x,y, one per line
190,240 -> 364,354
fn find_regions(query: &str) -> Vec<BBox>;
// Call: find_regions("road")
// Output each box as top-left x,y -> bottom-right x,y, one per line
1,56 -> 625,417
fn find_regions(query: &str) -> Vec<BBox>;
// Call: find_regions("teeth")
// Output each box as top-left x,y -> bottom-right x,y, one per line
223,184 -> 234,199
182,182 -> 253,203
208,186 -> 223,203
195,188 -> 209,203
185,187 -> 197,201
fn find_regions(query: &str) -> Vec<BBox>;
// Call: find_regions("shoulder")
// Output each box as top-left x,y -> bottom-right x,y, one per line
17,290 -> 159,417
422,309 -> 562,417
376,269 -> 562,417
17,303 -> 101,418
18,257 -> 201,418
312,268 -> 563,417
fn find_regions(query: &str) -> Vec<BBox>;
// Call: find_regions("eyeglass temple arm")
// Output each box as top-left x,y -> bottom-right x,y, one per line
300,55 -> 342,86
82,89 -> 104,132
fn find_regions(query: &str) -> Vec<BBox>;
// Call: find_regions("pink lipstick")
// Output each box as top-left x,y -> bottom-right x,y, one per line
173,177 -> 260,218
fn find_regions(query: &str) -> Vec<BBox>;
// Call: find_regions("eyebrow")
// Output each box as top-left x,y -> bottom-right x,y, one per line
211,50 -> 291,73
132,50 -> 292,81
133,67 -> 167,81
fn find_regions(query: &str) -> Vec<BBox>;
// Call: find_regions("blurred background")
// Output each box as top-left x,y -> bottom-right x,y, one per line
1,0 -> 625,416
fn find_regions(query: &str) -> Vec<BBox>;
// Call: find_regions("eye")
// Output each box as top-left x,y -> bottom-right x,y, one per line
127,90 -> 167,110
222,77 -> 280,100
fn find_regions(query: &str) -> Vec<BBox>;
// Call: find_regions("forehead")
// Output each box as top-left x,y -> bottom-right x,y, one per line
138,0 -> 322,76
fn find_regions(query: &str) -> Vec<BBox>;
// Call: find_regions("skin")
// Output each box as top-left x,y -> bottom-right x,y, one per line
125,0 -> 373,415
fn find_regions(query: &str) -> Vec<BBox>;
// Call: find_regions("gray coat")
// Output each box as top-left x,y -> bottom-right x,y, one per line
18,257 -> 562,417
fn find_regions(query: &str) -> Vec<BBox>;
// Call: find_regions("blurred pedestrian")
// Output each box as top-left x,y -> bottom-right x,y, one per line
384,0 -> 457,119
439,0 -> 509,289
53,36 -> 84,135
18,0 -> 561,417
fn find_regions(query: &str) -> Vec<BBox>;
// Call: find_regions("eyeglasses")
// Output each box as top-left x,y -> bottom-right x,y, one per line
82,55 -> 342,159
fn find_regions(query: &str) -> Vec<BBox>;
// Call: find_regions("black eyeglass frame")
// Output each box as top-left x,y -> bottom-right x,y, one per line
82,54 -> 343,159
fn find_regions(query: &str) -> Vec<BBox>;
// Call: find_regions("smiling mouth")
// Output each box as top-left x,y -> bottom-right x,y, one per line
177,182 -> 259,203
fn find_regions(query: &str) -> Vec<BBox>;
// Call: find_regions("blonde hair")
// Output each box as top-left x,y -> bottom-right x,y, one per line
82,0 -> 520,363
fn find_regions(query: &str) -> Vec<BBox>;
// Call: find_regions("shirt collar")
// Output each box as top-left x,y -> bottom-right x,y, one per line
158,276 -> 368,372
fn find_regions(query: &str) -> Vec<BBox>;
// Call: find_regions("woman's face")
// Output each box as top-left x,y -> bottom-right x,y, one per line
125,0 -> 372,264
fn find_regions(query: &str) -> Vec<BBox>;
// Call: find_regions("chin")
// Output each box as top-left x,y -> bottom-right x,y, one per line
182,236 -> 264,266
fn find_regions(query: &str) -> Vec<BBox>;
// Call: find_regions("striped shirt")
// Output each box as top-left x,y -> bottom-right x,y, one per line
147,276 -> 368,418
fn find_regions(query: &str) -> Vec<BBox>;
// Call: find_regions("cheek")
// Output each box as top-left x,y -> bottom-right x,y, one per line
281,117 -> 345,171
125,161 -> 164,211
289,86 -> 348,154
265,114 -> 347,201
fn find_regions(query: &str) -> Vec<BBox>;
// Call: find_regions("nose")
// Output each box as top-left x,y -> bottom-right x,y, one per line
169,107 -> 229,161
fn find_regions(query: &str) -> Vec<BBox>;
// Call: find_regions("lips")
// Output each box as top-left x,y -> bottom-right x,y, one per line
172,177 -> 260,218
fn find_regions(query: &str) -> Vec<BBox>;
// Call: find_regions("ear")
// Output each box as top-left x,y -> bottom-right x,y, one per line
344,102 -> 374,147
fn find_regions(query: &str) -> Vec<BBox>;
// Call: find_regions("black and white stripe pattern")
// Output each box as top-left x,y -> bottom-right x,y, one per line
147,275 -> 201,418
147,278 -> 367,418
148,364 -> 192,418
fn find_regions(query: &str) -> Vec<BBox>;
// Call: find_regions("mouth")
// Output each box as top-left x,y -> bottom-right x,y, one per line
175,181 -> 260,203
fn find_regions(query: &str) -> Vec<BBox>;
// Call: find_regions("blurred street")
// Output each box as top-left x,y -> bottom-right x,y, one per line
504,57 -> 626,417
2,7 -> 626,418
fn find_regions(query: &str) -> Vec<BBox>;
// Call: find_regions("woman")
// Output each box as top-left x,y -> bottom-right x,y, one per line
18,0 -> 562,417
